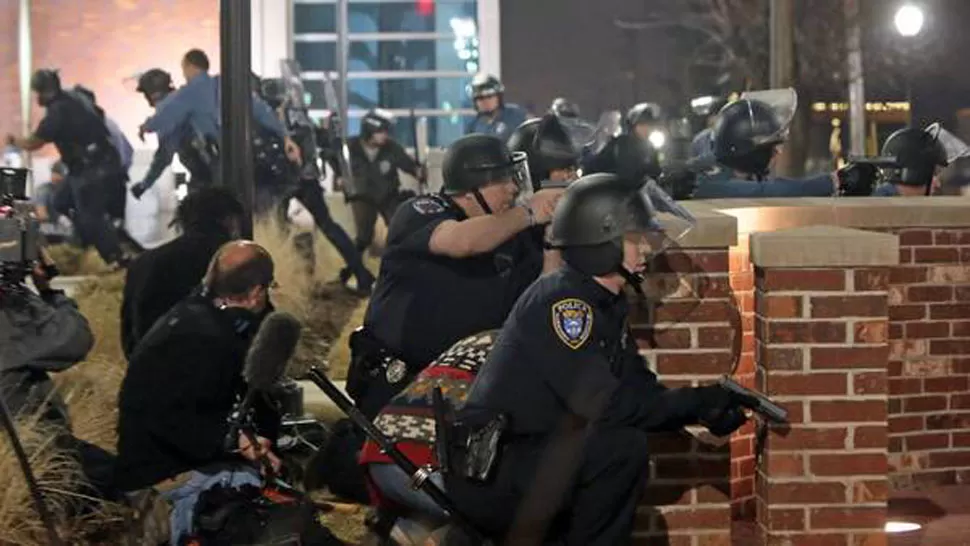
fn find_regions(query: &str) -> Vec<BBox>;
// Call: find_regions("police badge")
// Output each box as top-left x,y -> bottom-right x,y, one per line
385,359 -> 408,385
551,298 -> 593,350
379,160 -> 392,175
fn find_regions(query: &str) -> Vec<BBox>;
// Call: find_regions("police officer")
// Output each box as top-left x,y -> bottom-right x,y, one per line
688,96 -> 728,161
136,50 -> 294,194
465,73 -> 528,142
340,109 -> 424,255
130,69 -> 179,199
348,134 -> 564,418
583,131 -> 662,184
869,124 -> 957,197
449,174 -> 748,544
691,95 -> 847,198
12,69 -> 127,266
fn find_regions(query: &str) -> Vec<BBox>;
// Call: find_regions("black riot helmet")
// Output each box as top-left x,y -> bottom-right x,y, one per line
441,134 -> 531,212
583,133 -> 661,183
880,127 -> 948,188
548,173 -> 659,278
506,114 -> 579,190
259,78 -> 286,109
712,99 -> 787,178
550,97 -> 580,119
30,69 -> 62,106
468,73 -> 505,115
624,102 -> 663,133
136,69 -> 174,107
361,109 -> 395,140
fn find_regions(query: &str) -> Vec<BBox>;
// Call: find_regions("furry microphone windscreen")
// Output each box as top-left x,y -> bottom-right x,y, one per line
243,311 -> 302,390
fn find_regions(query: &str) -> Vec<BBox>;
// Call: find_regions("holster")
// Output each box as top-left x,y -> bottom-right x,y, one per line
439,407 -> 509,484
346,327 -> 411,404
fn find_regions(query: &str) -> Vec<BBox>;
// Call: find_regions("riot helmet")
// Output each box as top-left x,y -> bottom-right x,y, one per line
712,88 -> 797,179
625,103 -> 663,133
468,73 -> 505,115
548,174 -> 687,281
583,133 -> 661,184
361,109 -> 395,142
550,97 -> 580,119
259,78 -> 286,110
30,69 -> 62,106
441,134 -> 532,213
880,126 -> 948,188
507,115 -> 580,190
136,68 -> 175,107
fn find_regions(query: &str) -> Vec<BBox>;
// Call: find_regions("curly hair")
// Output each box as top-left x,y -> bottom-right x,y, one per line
171,187 -> 244,236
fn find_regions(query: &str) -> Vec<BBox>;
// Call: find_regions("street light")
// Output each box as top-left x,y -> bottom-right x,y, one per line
894,4 -> 925,37
894,4 -> 924,125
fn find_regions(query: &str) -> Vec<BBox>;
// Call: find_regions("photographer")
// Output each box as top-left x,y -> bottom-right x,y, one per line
121,187 -> 244,358
116,241 -> 281,544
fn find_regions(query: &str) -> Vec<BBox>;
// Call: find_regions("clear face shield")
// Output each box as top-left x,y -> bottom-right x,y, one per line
926,123 -> 970,165
738,87 -> 798,147
587,111 -> 624,159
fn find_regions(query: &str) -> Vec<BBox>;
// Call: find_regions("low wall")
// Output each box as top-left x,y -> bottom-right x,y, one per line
636,197 -> 970,545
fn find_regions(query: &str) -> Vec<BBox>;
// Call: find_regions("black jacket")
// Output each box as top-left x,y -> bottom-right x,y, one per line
0,288 -> 93,428
121,231 -> 229,358
115,294 -> 278,491
340,137 -> 421,203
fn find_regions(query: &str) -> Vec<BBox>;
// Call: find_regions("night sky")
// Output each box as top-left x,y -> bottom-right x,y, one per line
500,0 -> 970,128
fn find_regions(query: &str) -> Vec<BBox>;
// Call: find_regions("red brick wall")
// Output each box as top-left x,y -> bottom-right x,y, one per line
754,266 -> 890,545
631,246 -> 740,545
2,0 -> 219,146
881,228 -> 970,489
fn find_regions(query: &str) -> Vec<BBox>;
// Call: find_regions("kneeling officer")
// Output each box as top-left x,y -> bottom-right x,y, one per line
448,173 -> 749,544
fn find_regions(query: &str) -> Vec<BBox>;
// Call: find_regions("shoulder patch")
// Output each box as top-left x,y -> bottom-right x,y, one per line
551,298 -> 593,350
412,197 -> 445,215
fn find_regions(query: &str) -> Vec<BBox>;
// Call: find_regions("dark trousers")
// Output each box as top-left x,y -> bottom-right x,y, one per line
291,180 -> 375,288
448,426 -> 650,545
349,194 -> 403,252
67,170 -> 123,264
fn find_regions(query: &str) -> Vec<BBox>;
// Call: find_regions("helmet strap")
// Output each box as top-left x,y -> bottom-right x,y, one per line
472,189 -> 493,215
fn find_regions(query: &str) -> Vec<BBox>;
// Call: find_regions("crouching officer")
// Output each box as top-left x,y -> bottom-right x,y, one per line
348,134 -> 564,419
447,174 -> 748,544
691,89 -> 874,198
868,123 -> 970,197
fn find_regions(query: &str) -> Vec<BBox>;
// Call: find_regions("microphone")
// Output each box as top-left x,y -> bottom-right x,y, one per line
225,311 -> 302,453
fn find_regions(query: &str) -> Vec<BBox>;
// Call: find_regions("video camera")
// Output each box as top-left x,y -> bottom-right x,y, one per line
0,167 -> 57,289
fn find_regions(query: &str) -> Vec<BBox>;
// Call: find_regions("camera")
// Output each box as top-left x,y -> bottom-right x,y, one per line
1,167 -> 56,288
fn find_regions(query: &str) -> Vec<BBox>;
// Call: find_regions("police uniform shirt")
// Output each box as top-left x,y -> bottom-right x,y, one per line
872,183 -> 900,197
364,194 -> 542,369
34,92 -> 114,173
466,266 -> 702,437
466,104 -> 529,143
692,171 -> 835,198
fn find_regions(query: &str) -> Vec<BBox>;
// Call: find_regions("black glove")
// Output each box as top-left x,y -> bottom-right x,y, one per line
837,162 -> 879,197
695,385 -> 749,437
658,167 -> 698,200
130,181 -> 148,200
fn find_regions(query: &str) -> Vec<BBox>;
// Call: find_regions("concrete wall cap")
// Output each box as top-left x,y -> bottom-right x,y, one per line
750,225 -> 900,268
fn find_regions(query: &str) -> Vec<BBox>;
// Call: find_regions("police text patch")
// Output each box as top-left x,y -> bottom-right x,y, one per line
412,198 -> 445,215
551,298 -> 593,350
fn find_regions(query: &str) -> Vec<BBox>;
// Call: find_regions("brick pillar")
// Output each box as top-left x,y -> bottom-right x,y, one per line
751,226 -> 899,546
630,210 -> 739,546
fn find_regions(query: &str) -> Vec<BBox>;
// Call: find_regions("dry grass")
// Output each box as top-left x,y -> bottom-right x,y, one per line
45,244 -> 113,277
0,215 -> 374,544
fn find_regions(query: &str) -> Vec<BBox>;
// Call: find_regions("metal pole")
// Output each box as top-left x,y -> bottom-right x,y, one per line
18,0 -> 33,180
769,0 -> 794,89
845,0 -> 866,156
220,0 -> 255,239
336,0 -> 350,138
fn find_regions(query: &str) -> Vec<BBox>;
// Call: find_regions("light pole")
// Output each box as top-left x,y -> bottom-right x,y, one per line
894,4 -> 925,126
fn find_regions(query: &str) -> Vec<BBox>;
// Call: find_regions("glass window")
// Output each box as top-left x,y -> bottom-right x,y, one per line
348,38 -> 480,73
348,1 -> 477,34
293,4 -> 336,34
304,76 -> 474,111
295,42 -> 338,72
345,113 -> 477,148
